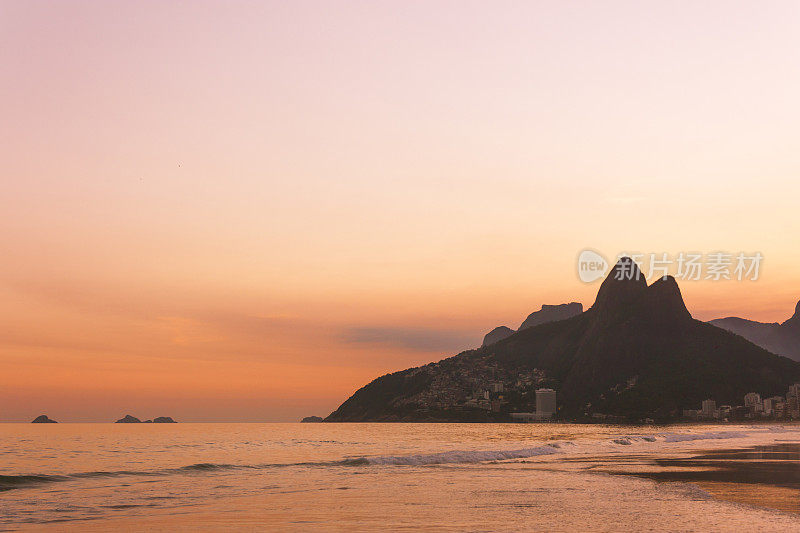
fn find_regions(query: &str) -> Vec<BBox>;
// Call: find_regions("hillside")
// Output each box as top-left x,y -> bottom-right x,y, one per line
326,258 -> 800,422
710,301 -> 800,361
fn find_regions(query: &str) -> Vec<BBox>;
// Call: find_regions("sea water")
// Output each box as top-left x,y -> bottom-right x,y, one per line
2,423 -> 800,531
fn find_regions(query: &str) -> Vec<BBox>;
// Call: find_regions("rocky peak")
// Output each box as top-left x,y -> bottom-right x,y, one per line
590,259 -> 692,326
782,300 -> 800,331
644,275 -> 692,323
590,257 -> 647,315
115,414 -> 142,423
482,326 -> 515,347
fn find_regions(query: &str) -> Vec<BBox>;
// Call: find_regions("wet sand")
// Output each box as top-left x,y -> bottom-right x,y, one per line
606,443 -> 800,514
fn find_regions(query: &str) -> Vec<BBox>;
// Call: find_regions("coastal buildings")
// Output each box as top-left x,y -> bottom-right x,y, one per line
763,396 -> 783,417
536,388 -> 557,419
510,389 -> 557,423
701,399 -> 717,419
744,392 -> 762,413
686,383 -> 800,421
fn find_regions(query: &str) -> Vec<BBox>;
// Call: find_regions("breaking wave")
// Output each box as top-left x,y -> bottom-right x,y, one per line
346,445 -> 564,466
1,428 -> 785,492
661,431 -> 748,443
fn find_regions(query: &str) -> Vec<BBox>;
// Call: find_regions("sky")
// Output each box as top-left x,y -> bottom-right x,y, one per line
2,1 -> 799,421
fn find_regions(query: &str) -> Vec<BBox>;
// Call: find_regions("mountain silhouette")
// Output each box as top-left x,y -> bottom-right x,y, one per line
327,258 -> 800,422
482,326 -> 515,347
519,302 -> 583,330
710,301 -> 800,361
481,303 -> 583,347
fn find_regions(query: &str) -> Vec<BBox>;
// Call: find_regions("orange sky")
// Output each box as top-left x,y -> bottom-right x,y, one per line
2,1 -> 799,421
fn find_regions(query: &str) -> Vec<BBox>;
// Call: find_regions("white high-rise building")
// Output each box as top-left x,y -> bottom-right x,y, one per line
535,388 -> 557,419
701,399 -> 717,419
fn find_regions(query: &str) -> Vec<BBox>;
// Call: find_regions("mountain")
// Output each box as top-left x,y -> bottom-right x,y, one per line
31,415 -> 57,423
710,301 -> 800,361
153,416 -> 177,423
519,302 -> 583,330
482,326 -> 515,347
301,416 -> 324,423
481,303 -> 583,347
115,414 -> 142,423
326,258 -> 800,422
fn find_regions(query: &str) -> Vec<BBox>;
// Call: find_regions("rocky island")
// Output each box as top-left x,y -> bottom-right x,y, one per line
115,415 -> 177,423
31,415 -> 57,423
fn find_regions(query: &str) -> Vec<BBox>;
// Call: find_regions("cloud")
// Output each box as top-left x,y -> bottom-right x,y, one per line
341,326 -> 478,353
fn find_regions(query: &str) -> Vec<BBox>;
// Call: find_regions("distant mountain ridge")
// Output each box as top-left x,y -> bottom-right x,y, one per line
481,302 -> 583,347
519,302 -> 583,331
710,301 -> 800,361
327,258 -> 800,422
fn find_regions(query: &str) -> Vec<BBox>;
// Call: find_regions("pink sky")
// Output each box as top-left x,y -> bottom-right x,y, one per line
2,1 -> 799,421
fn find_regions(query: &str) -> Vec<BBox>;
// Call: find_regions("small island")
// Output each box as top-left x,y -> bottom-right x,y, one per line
115,414 -> 142,423
301,416 -> 323,423
115,414 -> 177,423
31,415 -> 57,423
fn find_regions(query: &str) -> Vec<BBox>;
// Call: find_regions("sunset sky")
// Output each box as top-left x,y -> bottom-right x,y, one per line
2,1 -> 799,421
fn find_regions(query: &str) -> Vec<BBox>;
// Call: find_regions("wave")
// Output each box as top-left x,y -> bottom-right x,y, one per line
0,446 -> 566,492
0,464 -> 256,492
346,444 -> 564,466
0,474 -> 68,491
2,428 -> 790,492
661,431 -> 748,443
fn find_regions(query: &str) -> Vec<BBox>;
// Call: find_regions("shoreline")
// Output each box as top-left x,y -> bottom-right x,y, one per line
603,443 -> 800,515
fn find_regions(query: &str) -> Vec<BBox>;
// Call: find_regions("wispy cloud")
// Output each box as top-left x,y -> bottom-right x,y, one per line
341,326 -> 478,353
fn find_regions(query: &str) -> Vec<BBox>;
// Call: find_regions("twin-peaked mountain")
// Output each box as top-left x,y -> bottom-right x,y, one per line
710,302 -> 800,361
326,258 -> 800,422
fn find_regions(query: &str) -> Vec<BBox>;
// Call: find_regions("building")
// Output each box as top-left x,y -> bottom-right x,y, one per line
763,396 -> 783,417
789,383 -> 800,398
535,388 -> 557,419
701,399 -> 717,419
744,392 -> 763,414
490,382 -> 504,393
787,394 -> 800,419
788,384 -> 800,418
510,412 -> 536,423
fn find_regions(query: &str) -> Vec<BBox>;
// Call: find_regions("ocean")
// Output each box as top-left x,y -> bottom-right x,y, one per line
2,423 -> 800,531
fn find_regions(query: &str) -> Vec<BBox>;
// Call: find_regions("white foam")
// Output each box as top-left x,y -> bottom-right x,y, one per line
661,431 -> 749,443
343,427 -> 800,467
359,444 -> 563,465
